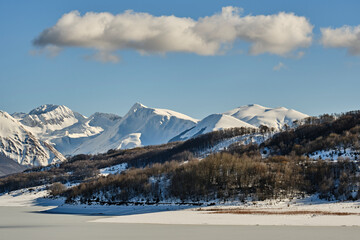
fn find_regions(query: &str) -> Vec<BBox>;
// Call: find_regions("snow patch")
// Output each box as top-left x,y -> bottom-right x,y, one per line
100,163 -> 128,176
308,148 -> 360,161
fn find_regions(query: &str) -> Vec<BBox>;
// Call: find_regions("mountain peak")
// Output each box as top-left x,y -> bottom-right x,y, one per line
128,102 -> 147,113
133,102 -> 147,108
29,104 -> 69,115
243,104 -> 266,108
21,104 -> 80,133
273,106 -> 289,111
125,103 -> 198,122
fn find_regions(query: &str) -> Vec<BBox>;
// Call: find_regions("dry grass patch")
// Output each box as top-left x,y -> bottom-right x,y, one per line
198,208 -> 360,216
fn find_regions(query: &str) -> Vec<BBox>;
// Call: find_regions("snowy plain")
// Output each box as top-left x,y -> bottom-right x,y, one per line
1,186 -> 359,227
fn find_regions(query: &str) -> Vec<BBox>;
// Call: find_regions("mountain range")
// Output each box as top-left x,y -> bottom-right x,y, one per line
0,103 -> 308,167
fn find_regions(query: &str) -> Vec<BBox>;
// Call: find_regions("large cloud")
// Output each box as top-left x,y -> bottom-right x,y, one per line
33,7 -> 313,61
321,25 -> 360,55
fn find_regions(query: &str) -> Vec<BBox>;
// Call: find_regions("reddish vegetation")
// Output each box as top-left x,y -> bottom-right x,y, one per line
199,208 -> 360,216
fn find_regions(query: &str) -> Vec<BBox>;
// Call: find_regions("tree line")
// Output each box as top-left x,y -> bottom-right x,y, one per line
60,153 -> 359,204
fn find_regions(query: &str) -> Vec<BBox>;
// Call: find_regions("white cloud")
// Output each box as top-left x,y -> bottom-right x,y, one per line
194,7 -> 313,56
273,62 -> 286,71
33,7 -> 313,61
321,25 -> 360,55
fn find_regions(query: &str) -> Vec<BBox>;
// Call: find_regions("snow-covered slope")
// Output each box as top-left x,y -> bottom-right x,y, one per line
171,114 -> 255,141
88,112 -> 122,130
171,104 -> 308,141
13,105 -> 122,156
0,111 -> 66,166
224,104 -> 308,130
73,103 -> 198,154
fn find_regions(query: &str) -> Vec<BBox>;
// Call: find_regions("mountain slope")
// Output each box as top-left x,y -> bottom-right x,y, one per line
170,114 -> 255,141
0,111 -> 66,166
224,104 -> 308,130
0,155 -> 27,177
73,103 -> 198,154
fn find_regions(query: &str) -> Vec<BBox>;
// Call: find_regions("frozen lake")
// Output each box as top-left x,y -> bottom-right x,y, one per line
1,206 -> 360,240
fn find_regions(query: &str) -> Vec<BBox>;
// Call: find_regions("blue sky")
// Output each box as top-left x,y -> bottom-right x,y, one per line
1,0 -> 359,119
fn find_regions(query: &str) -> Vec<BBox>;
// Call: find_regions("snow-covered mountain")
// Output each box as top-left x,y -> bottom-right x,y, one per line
1,103 -> 309,164
171,104 -> 308,141
72,103 -> 199,154
0,111 -> 66,166
170,114 -> 255,141
13,104 -> 122,156
13,104 -> 104,139
13,104 -> 80,134
224,104 -> 308,129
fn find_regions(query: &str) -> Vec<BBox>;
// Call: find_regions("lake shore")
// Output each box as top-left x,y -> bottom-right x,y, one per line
91,201 -> 360,226
1,206 -> 360,240
1,186 -> 359,226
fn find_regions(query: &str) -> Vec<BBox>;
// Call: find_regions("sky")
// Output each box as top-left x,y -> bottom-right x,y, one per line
0,0 -> 360,119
